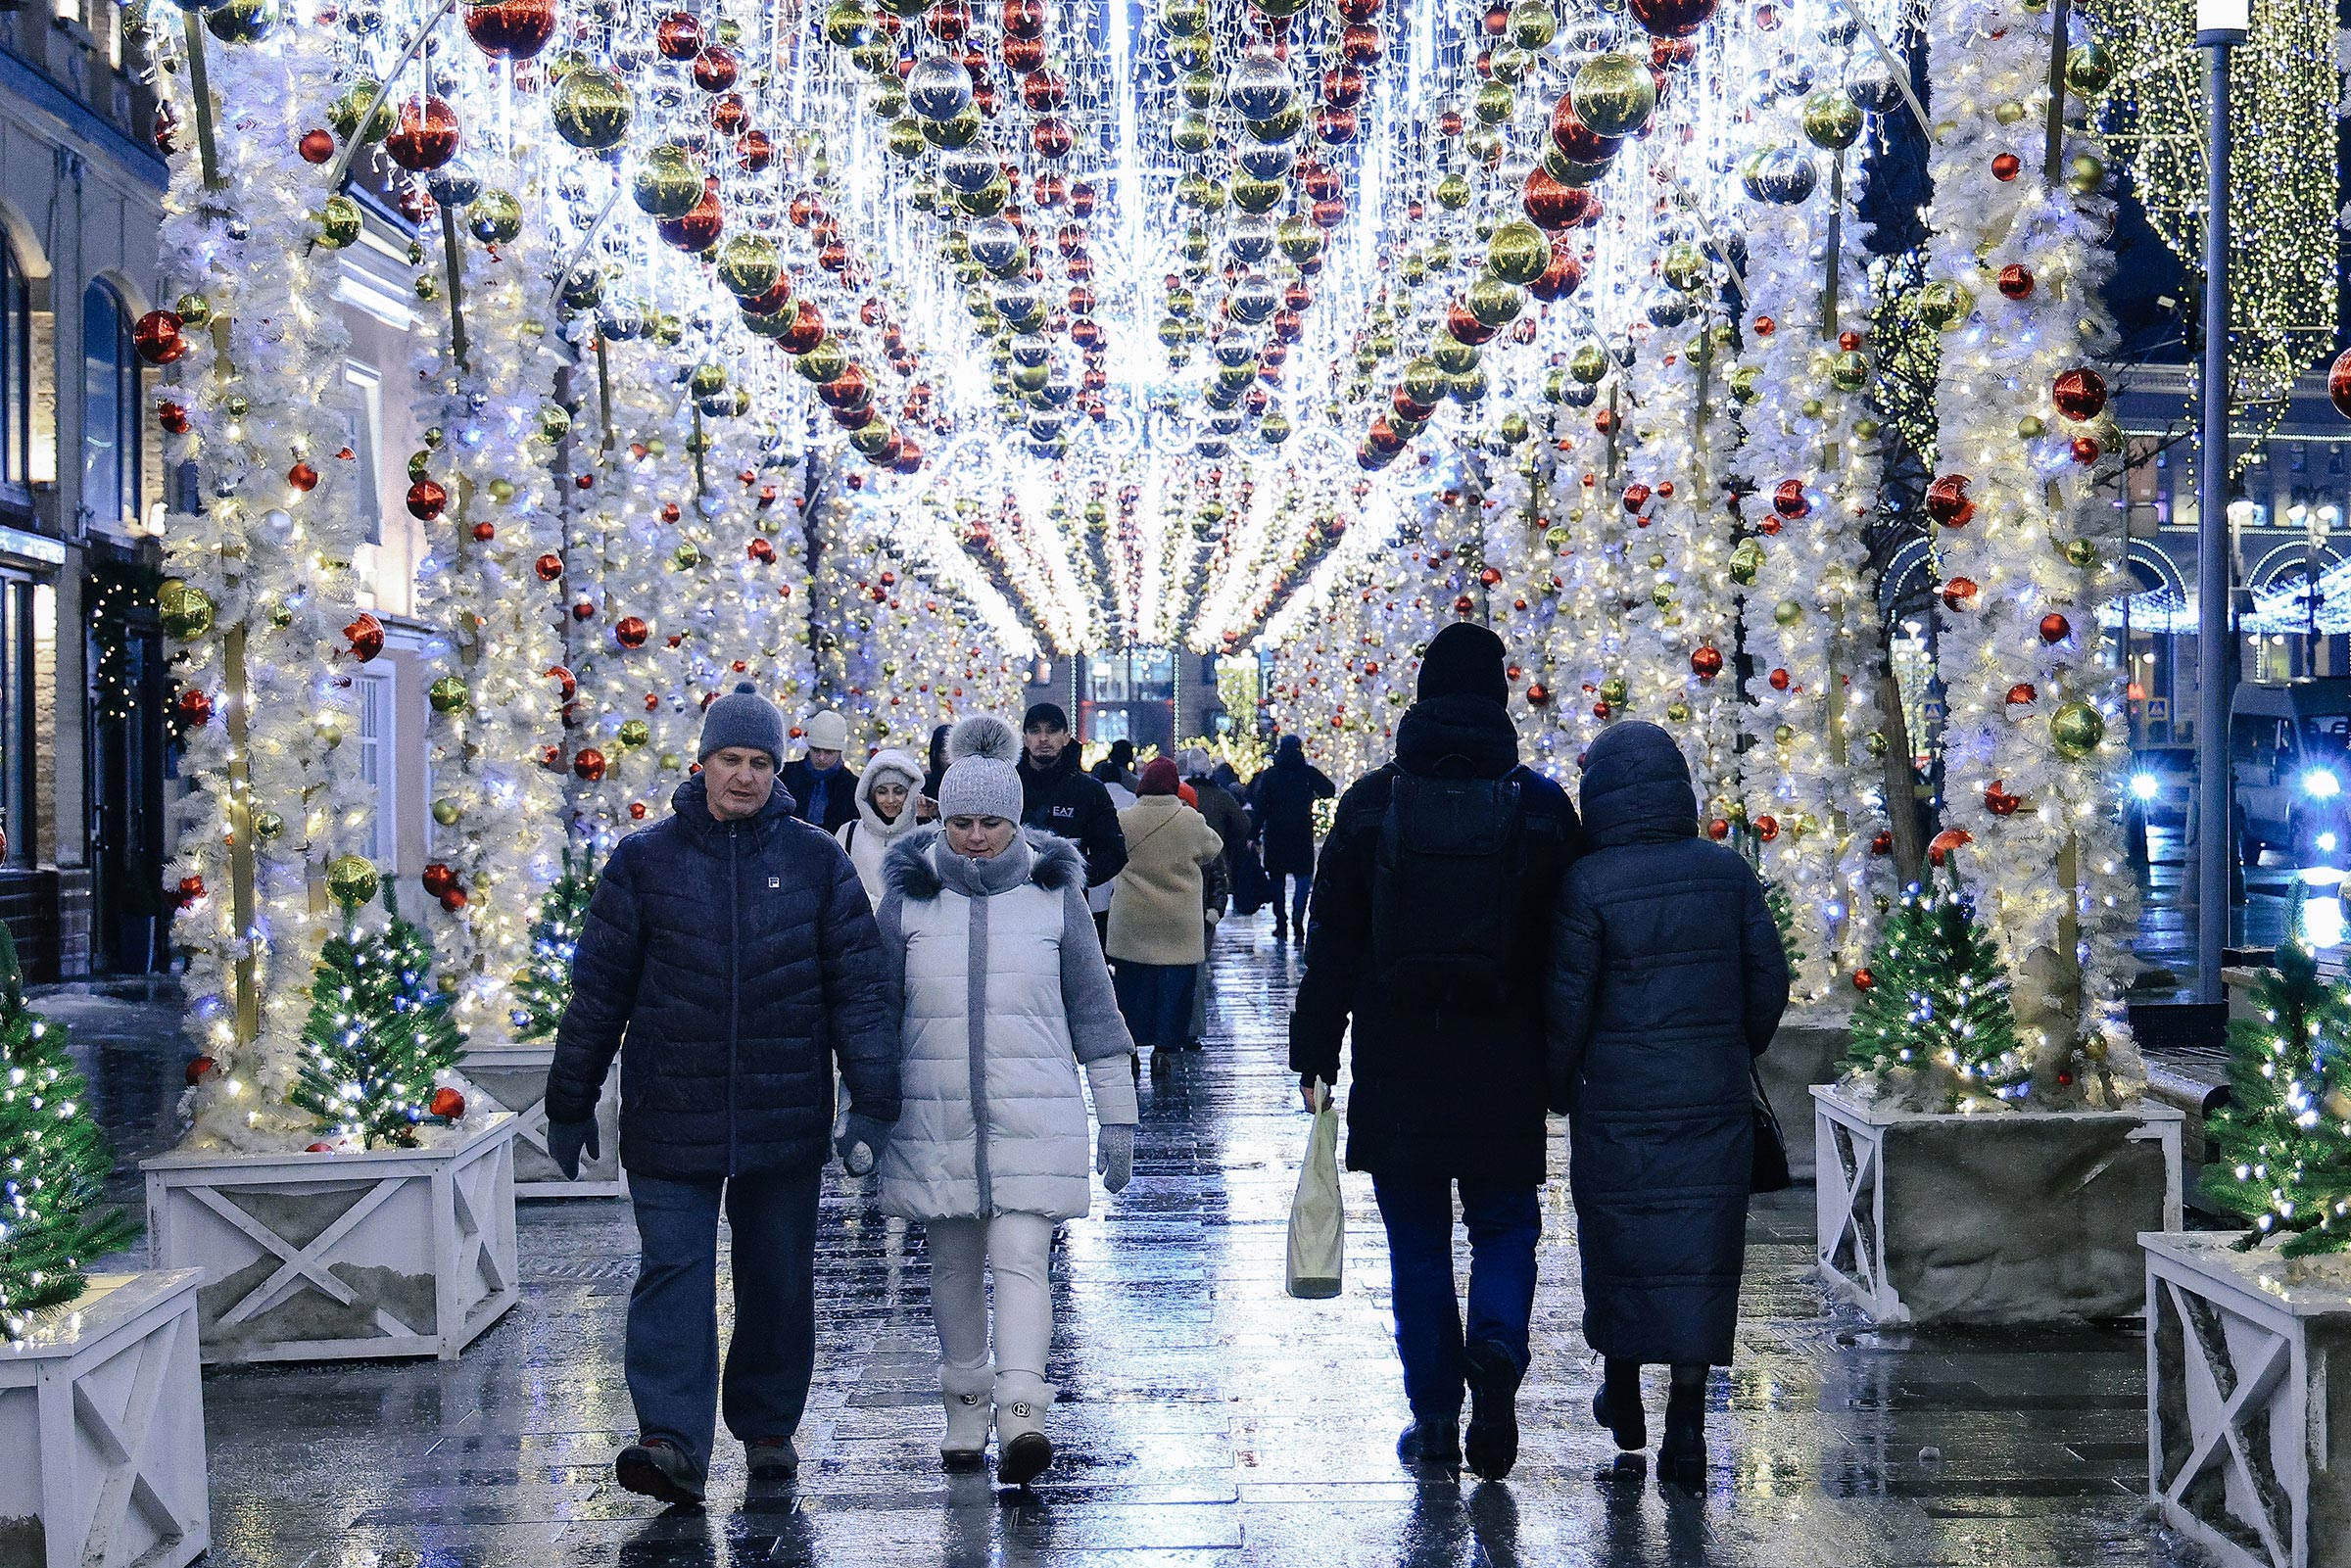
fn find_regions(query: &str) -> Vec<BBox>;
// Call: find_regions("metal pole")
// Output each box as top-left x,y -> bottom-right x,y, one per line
2194,17 -> 2241,1004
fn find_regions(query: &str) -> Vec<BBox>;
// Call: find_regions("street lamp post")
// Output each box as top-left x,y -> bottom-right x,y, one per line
2193,0 -> 2246,1006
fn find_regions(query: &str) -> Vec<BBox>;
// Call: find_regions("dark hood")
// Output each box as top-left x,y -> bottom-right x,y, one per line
1577,721 -> 1698,849
1394,694 -> 1521,780
670,771 -> 797,844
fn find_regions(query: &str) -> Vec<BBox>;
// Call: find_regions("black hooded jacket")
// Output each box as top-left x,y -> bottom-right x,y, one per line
1018,742 -> 1128,888
1288,694 -> 1581,1184
1547,721 -> 1789,1366
546,773 -> 900,1179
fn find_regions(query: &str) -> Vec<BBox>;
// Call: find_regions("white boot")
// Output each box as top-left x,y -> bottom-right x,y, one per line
993,1370 -> 1057,1486
939,1361 -> 992,1470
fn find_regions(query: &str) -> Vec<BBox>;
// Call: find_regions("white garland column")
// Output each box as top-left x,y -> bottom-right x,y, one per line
1924,0 -> 2142,1101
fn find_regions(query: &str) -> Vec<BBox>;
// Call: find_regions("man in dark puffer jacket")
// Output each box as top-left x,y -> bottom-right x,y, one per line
1289,623 -> 1580,1482
545,682 -> 899,1507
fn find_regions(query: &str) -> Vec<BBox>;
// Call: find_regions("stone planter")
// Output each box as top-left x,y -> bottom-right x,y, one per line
142,1113 -> 520,1364
1757,1011 -> 1847,1180
0,1270 -> 209,1568
1812,1085 -> 2183,1326
2143,1232 -> 2351,1568
459,1042 -> 624,1199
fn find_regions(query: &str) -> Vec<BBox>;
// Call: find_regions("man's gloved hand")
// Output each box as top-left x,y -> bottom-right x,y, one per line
1095,1123 -> 1135,1193
836,1112 -> 893,1175
547,1117 -> 600,1181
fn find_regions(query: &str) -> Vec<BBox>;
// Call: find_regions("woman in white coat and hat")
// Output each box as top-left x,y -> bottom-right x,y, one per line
872,714 -> 1139,1486
835,747 -> 926,905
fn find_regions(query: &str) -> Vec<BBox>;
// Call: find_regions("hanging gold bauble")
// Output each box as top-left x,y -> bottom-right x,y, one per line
923,106 -> 984,149
316,195 -> 363,249
1472,80 -> 1514,126
206,0 -> 280,44
1431,337 -> 1479,375
159,579 -> 215,639
1915,279 -> 1974,331
1660,240 -> 1709,292
1464,275 -> 1524,329
2065,42 -> 2115,97
821,0 -> 873,46
1568,53 -> 1655,139
325,855 -> 380,910
432,798 -> 462,827
1485,220 -> 1549,287
1830,350 -> 1870,393
251,810 -> 284,840
1508,0 -> 1556,49
330,78 -> 393,143
467,190 -> 523,245
551,67 -> 632,150
632,146 -> 703,218
427,675 -> 470,713
1800,89 -> 1862,151
1773,599 -> 1804,627
2050,701 -> 2105,760
716,234 -> 782,298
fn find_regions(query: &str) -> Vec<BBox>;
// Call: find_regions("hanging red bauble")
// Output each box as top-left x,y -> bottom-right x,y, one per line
615,616 -> 650,649
288,461 -> 319,493
344,612 -> 384,663
1924,473 -> 1973,527
1627,0 -> 1715,37
2070,436 -> 2102,465
298,127 -> 336,164
708,93 -> 748,135
2329,347 -> 2351,418
133,309 -> 185,365
1690,645 -> 1723,681
1755,814 -> 1780,841
463,0 -> 556,59
2039,612 -> 2072,643
407,478 -> 449,520
657,185 -> 724,252
1772,479 -> 1809,519
779,301 -> 826,355
1868,831 -> 1893,856
1768,668 -> 1791,691
2005,683 -> 2038,706
573,747 -> 608,782
747,538 -> 777,563
1529,242 -> 1583,301
386,96 -> 459,171
440,888 -> 469,912
1851,969 -> 1874,991
176,688 -> 213,727
1940,576 -> 1979,610
1621,482 -> 1652,513
429,1086 -> 466,1119
184,1053 -> 215,1084
1521,167 -> 1594,231
693,46 -> 740,93
1997,263 -> 2035,300
158,400 -> 190,435
737,129 -> 775,172
931,3 -> 971,40
535,552 -> 563,583
655,11 -> 702,59
2050,367 -> 2107,421
1991,153 -> 2022,182
1550,98 -> 1620,166
421,861 -> 458,896
1001,0 -> 1045,36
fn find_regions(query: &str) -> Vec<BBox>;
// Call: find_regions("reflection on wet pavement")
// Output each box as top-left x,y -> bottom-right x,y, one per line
63,923 -> 2194,1566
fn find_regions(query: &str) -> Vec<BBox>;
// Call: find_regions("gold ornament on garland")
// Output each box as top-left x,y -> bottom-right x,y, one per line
325,855 -> 382,911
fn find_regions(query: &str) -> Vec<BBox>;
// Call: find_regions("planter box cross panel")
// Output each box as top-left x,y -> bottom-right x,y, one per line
0,1269 -> 209,1568
1813,1085 -> 2183,1326
2144,1232 -> 2351,1568
1756,1013 -> 1848,1181
460,1043 -> 624,1199
141,1112 -> 521,1364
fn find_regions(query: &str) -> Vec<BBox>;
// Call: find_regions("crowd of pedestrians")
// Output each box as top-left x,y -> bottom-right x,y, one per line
542,636 -> 1789,1503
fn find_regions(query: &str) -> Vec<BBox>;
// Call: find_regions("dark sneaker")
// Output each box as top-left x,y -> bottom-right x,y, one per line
1398,1416 -> 1462,1471
1463,1342 -> 1523,1481
746,1437 -> 799,1481
615,1439 -> 705,1505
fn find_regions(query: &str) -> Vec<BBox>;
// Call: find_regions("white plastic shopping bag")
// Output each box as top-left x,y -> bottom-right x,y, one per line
1285,1079 -> 1344,1299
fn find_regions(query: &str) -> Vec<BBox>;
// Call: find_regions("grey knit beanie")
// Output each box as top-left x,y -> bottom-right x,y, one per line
937,714 -> 1024,822
699,681 -> 786,765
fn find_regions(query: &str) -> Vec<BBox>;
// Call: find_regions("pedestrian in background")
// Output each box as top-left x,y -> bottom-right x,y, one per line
1179,748 -> 1252,1049
1250,734 -> 1336,942
1016,702 -> 1128,900
873,715 -> 1138,1486
781,708 -> 860,834
545,682 -> 899,1506
921,723 -> 953,817
1108,758 -> 1226,1074
1288,625 -> 1580,1482
1548,720 -> 1788,1489
837,748 -> 925,906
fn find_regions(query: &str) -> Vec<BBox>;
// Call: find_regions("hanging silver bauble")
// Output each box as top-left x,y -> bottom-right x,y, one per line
427,166 -> 483,208
340,0 -> 382,33
1743,144 -> 1819,204
599,301 -> 645,340
1009,331 -> 1052,368
1227,214 -> 1276,264
993,278 -> 1044,324
939,148 -> 997,193
1821,12 -> 1860,46
1227,46 -> 1294,121
1846,62 -> 1902,114
1027,412 -> 1066,443
1643,286 -> 1698,327
1039,372 -> 1078,407
1771,61 -> 1815,97
1194,439 -> 1230,459
1212,329 -> 1257,368
1235,141 -> 1294,180
967,215 -> 1026,273
1227,270 -> 1279,325
1208,410 -> 1246,436
905,53 -> 973,120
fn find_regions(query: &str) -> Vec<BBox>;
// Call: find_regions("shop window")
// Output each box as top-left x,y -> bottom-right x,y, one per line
0,241 -> 28,495
80,279 -> 142,534
356,667 -> 396,867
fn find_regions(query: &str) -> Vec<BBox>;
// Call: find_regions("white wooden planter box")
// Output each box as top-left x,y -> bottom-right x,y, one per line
459,1042 -> 624,1199
141,1113 -> 520,1364
1757,1011 -> 1848,1181
2143,1232 -> 2351,1568
1813,1085 -> 2183,1325
0,1270 -> 208,1568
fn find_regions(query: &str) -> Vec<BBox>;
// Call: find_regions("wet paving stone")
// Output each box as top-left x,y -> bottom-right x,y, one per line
67,919 -> 2205,1566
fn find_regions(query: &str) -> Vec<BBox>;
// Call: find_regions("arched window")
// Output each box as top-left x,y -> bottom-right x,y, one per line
0,241 -> 27,491
81,279 -> 141,533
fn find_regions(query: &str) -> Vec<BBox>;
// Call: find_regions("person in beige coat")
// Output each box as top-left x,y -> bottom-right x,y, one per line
1107,758 -> 1226,1073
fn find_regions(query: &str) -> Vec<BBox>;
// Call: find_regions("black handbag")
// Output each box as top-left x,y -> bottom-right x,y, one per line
1749,1061 -> 1792,1194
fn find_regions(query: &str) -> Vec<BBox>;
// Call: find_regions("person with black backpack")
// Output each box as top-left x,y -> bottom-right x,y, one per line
1287,623 -> 1580,1483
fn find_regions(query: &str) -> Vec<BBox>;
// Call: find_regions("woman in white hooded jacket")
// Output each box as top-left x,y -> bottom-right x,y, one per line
872,715 -> 1138,1487
836,747 -> 925,905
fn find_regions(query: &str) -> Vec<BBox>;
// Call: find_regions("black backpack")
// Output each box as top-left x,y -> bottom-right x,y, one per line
1369,771 -> 1527,1008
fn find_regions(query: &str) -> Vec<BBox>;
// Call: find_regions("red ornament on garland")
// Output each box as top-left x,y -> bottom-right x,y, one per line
438,887 -> 468,912
420,862 -> 458,896
1690,645 -> 1723,681
1925,473 -> 1973,527
1991,153 -> 2022,182
1772,479 -> 1809,519
1997,263 -> 2035,300
184,1054 -> 215,1085
1755,814 -> 1780,841
133,310 -> 186,365
1768,668 -> 1791,691
614,616 -> 650,649
288,461 -> 319,493
2070,436 -> 2102,465
535,552 -> 563,582
2039,612 -> 2073,643
1941,576 -> 1979,611
472,522 -> 496,542
1927,827 -> 1974,867
2005,682 -> 2038,706
1869,831 -> 1893,856
406,479 -> 449,521
429,1086 -> 466,1119
1707,819 -> 1731,840
344,612 -> 384,663
1851,969 -> 1874,991
2329,346 -> 2351,418
298,127 -> 336,164
176,688 -> 213,727
176,876 -> 206,905
2051,367 -> 2108,421
692,46 -> 740,93
158,400 -> 190,435
1525,683 -> 1550,706
573,747 -> 607,782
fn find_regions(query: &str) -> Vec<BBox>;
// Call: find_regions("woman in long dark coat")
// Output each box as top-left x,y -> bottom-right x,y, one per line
1247,734 -> 1336,940
1546,722 -> 1788,1487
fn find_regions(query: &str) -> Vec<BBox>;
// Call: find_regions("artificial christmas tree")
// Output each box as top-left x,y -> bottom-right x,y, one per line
1843,866 -> 2031,1111
513,849 -> 598,1045
289,887 -> 469,1152
2200,912 -> 2351,1257
0,926 -> 136,1338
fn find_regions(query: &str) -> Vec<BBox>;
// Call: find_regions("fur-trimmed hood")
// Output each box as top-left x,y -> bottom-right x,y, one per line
883,824 -> 1086,901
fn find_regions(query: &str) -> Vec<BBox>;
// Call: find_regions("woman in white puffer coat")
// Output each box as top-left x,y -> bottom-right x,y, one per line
836,747 -> 925,905
872,715 -> 1138,1487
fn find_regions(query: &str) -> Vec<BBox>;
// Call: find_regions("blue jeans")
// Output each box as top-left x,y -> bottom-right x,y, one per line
1277,873 -> 1313,929
1370,1174 -> 1542,1424
625,1165 -> 823,1472
1113,960 -> 1197,1053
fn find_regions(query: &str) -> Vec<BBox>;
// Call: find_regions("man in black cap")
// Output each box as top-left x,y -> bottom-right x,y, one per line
1287,623 -> 1581,1485
1017,701 -> 1128,894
